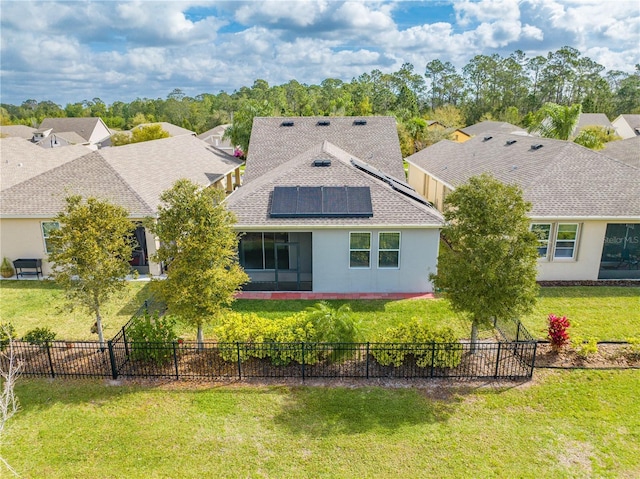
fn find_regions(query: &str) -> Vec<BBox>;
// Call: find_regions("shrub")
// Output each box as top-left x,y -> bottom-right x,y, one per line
547,314 -> 570,350
127,312 -> 178,364
623,337 -> 640,360
571,336 -> 599,359
0,322 -> 16,350
372,318 -> 462,368
23,327 -> 57,346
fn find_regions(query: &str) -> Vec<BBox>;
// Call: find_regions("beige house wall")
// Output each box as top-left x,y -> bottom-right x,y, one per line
407,165 -> 448,211
0,218 -> 161,277
611,117 -> 636,139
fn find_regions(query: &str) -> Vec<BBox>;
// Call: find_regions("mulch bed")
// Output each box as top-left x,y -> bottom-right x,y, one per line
535,342 -> 640,369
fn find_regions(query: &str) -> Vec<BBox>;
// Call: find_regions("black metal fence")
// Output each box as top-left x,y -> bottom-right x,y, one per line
6,338 -> 536,381
3,301 -> 536,381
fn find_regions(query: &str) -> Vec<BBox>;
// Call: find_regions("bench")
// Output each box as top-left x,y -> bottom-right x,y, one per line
12,258 -> 43,279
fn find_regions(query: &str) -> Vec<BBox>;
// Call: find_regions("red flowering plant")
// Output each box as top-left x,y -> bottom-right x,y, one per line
547,314 -> 571,351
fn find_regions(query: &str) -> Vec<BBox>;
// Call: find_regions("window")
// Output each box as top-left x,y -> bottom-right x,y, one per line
239,232 -> 289,269
349,232 -> 371,268
530,224 -> 551,258
41,221 -> 59,253
378,232 -> 400,268
554,224 -> 579,259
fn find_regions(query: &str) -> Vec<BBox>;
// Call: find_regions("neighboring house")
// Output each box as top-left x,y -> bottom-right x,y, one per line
612,114 -> 640,139
197,124 -> 235,155
0,135 -> 243,276
0,125 -> 37,139
451,121 -> 528,143
101,122 -> 195,148
37,117 -> 112,150
602,137 -> 640,168
243,116 -> 406,183
572,113 -> 615,137
226,117 -> 444,293
405,133 -> 640,281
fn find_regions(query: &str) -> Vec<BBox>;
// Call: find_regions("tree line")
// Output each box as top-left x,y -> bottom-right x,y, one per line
2,46 -> 638,146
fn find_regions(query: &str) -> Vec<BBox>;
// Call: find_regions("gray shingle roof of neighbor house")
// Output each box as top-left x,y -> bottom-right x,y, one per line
0,137 -> 91,191
35,131 -> 87,146
572,113 -> 614,136
243,116 -> 405,183
226,140 -> 444,229
0,125 -> 37,139
602,137 -> 640,168
1,135 -> 243,218
460,121 -> 528,137
405,132 -> 640,218
39,117 -> 108,142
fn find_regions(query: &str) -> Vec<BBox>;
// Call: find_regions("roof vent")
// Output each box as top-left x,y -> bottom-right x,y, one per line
317,120 -> 331,126
483,136 -> 493,141
313,159 -> 331,167
353,120 -> 367,126
530,144 -> 544,150
281,121 -> 294,127
506,139 -> 517,145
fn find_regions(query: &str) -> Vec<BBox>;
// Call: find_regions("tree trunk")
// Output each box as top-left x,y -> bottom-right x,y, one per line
95,310 -> 106,350
196,325 -> 204,351
470,320 -> 479,354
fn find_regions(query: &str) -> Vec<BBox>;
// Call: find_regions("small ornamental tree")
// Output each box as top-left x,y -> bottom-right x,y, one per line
430,174 -> 539,349
149,179 -> 248,349
547,314 -> 571,351
48,196 -> 136,348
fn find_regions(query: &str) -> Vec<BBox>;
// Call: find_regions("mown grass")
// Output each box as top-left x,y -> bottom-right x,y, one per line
2,370 -> 639,478
0,280 -> 151,340
1,280 -> 638,341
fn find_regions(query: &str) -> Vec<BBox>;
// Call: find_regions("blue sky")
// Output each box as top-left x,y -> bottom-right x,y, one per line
1,0 -> 639,106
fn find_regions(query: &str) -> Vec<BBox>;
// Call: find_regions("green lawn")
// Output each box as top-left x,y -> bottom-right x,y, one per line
1,281 -> 638,341
0,280 -> 152,340
2,370 -> 639,478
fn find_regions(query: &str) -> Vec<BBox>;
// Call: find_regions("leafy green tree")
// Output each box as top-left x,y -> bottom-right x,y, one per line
149,179 -> 248,348
430,174 -> 539,348
111,124 -> 170,146
573,125 -> 620,150
223,99 -> 273,156
529,102 -> 582,140
48,196 -> 136,347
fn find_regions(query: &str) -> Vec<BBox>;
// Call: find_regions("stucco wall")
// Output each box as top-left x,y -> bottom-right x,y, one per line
0,218 -> 161,277
612,118 -> 636,139
311,228 -> 440,293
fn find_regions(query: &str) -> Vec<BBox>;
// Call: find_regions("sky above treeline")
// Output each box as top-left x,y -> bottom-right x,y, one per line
1,0 -> 639,106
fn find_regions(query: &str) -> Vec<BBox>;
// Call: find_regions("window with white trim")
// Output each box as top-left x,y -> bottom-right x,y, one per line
530,223 -> 551,259
378,232 -> 400,268
349,232 -> 371,268
554,224 -> 579,259
42,221 -> 59,254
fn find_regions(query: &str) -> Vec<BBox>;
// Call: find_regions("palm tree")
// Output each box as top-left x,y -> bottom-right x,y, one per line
529,102 -> 582,140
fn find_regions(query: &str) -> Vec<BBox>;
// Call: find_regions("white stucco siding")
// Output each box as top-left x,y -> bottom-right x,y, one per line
311,228 -> 439,293
535,220 -> 607,281
0,219 -> 53,274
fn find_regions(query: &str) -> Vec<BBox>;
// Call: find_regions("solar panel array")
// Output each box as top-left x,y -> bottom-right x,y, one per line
271,186 -> 373,218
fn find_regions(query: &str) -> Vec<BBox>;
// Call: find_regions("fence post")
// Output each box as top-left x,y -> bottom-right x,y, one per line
430,343 -> 436,378
173,342 -> 179,380
123,329 -> 129,357
301,342 -> 305,381
529,342 -> 537,378
516,321 -> 521,342
494,342 -> 502,379
236,342 -> 242,380
365,342 -> 370,379
45,341 -> 55,378
107,340 -> 118,380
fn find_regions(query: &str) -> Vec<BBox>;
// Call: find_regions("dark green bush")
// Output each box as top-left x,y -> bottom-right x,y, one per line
127,313 -> 178,365
372,318 -> 462,368
23,327 -> 57,345
0,322 -> 16,350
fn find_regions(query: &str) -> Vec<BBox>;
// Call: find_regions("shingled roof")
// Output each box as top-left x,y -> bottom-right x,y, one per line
1,136 -> 243,218
602,137 -> 640,168
243,116 -> 405,183
460,121 -> 527,137
39,117 -> 108,142
1,137 -> 91,190
226,141 -> 443,229
406,133 -> 640,218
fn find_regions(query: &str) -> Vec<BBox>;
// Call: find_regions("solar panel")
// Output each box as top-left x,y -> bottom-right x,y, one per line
389,182 -> 431,206
270,186 -> 372,217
